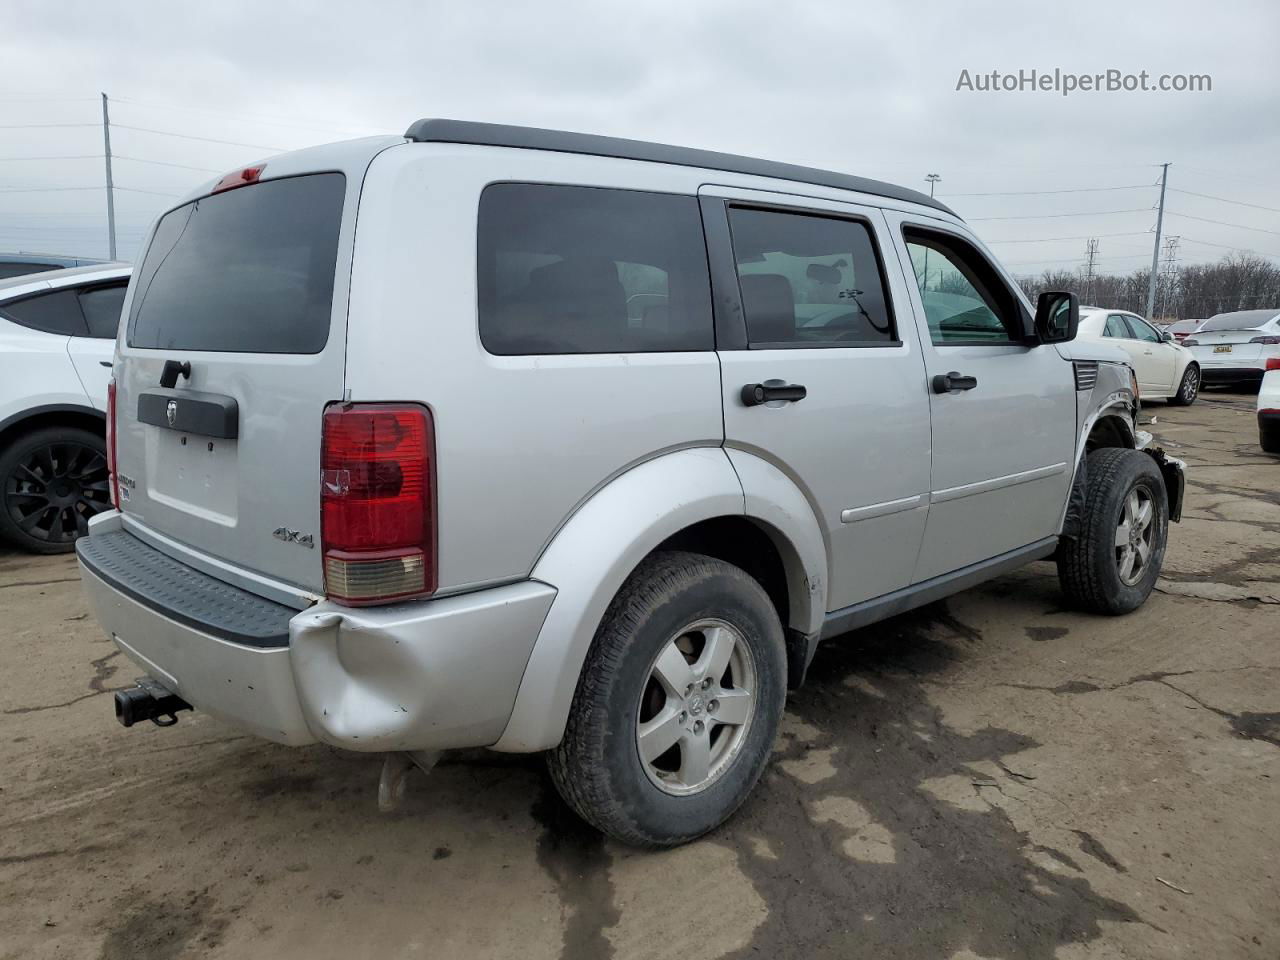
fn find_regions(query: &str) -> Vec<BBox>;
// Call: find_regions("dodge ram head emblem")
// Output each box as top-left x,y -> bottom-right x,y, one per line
165,400 -> 178,428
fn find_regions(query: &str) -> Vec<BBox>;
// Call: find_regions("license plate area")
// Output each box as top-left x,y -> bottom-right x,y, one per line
145,428 -> 239,524
1214,345 -> 1233,353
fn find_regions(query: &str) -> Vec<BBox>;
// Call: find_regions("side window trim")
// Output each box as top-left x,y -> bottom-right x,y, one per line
900,222 -> 1030,348
707,196 -> 902,351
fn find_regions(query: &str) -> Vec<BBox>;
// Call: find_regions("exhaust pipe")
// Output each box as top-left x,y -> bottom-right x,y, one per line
115,679 -> 192,728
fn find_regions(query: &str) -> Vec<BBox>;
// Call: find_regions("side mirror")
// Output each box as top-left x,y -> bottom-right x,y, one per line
1034,291 -> 1078,344
1161,330 -> 1175,342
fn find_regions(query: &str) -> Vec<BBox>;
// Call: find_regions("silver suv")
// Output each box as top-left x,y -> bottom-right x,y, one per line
77,120 -> 1184,847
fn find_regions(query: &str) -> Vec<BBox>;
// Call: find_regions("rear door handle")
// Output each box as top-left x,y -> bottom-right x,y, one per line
932,371 -> 978,394
741,381 -> 807,406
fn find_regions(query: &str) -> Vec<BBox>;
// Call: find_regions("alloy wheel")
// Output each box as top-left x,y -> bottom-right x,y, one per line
3,441 -> 111,545
635,618 -> 757,796
1115,486 -> 1155,586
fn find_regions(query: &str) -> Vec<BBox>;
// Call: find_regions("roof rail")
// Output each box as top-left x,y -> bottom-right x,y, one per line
403,119 -> 957,218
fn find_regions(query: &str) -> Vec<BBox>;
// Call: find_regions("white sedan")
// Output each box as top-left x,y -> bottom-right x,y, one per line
1182,309 -> 1280,389
1077,307 -> 1200,404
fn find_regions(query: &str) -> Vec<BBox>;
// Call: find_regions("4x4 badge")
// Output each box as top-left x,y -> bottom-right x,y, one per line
272,527 -> 314,549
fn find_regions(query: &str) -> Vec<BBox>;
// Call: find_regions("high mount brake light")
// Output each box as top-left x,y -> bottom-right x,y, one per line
211,164 -> 266,194
321,403 -> 436,606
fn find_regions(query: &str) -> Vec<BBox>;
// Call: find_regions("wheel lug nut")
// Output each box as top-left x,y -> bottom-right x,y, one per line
679,711 -> 687,723
708,699 -> 718,714
701,678 -> 712,690
693,719 -> 705,734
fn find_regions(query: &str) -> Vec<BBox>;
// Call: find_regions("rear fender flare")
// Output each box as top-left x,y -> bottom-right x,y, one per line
491,446 -> 825,753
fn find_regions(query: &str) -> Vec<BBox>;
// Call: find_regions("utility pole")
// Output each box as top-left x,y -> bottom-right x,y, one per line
101,92 -> 116,261
922,174 -> 941,289
1082,238 -> 1099,303
1144,162 -> 1169,322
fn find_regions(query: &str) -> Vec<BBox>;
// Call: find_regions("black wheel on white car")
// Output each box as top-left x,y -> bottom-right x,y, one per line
1168,364 -> 1199,406
547,550 -> 786,848
0,426 -> 111,554
1057,447 -> 1168,615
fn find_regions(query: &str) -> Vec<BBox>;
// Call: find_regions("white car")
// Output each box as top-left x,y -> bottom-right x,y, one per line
1078,307 -> 1200,404
1260,359 -> 1280,453
0,264 -> 130,552
1182,310 -> 1280,389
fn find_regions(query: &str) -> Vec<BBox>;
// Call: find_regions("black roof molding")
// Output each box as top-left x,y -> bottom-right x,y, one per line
404,119 -> 958,218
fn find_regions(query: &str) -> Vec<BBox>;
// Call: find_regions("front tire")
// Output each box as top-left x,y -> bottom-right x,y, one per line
0,426 -> 111,554
548,551 -> 787,848
1168,364 -> 1199,406
1058,448 -> 1168,615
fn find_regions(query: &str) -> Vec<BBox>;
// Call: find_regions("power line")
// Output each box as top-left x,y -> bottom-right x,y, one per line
114,185 -> 184,198
0,123 -> 98,129
114,155 -> 221,174
1165,211 -> 1280,237
1178,235 -> 1280,258
944,184 -> 1153,198
984,231 -> 1154,245
970,208 -> 1153,222
0,155 -> 102,162
0,185 -> 100,193
110,124 -> 285,151
111,96 -> 389,137
1167,188 -> 1280,216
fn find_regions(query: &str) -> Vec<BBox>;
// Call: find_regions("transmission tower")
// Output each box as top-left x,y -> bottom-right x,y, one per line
1081,238 -> 1099,304
1156,235 -> 1181,320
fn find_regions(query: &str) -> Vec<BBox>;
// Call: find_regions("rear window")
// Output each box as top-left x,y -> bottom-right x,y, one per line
128,173 -> 346,354
0,262 -> 60,280
1198,311 -> 1278,333
477,183 -> 713,355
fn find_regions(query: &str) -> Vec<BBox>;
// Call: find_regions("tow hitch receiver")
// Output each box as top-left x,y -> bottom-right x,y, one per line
115,678 -> 193,728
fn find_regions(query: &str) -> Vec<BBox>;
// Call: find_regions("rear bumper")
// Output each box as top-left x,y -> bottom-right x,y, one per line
1198,365 -> 1265,384
77,514 -> 557,751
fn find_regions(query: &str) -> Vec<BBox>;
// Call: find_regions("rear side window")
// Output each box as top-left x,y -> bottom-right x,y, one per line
1104,315 -> 1130,338
727,207 -> 895,347
128,173 -> 346,354
78,283 -> 128,339
477,184 -> 713,355
0,289 -> 89,336
0,263 -> 59,280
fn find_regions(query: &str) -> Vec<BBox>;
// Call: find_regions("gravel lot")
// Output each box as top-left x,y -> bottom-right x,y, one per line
1,393 -> 1276,960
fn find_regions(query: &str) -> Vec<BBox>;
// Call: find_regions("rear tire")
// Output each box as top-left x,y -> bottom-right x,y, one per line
1058,448 -> 1168,615
1168,364 -> 1199,406
0,426 -> 110,554
547,550 -> 786,848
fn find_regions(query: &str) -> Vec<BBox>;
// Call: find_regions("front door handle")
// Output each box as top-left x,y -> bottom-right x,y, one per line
741,381 -> 807,406
932,371 -> 978,394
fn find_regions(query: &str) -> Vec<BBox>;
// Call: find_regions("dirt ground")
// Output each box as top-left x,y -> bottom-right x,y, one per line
1,393 -> 1276,960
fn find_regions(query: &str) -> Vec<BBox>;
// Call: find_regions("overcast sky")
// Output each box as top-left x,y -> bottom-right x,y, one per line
3,0 -> 1278,275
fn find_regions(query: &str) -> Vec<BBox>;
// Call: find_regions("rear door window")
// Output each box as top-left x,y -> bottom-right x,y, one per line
726,206 -> 896,347
0,289 -> 89,336
128,173 -> 346,353
78,283 -> 128,339
477,183 -> 713,355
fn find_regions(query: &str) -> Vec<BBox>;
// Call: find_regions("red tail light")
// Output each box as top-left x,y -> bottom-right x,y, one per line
1267,358 -> 1280,371
106,379 -> 119,509
321,403 -> 436,606
1250,336 -> 1280,345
